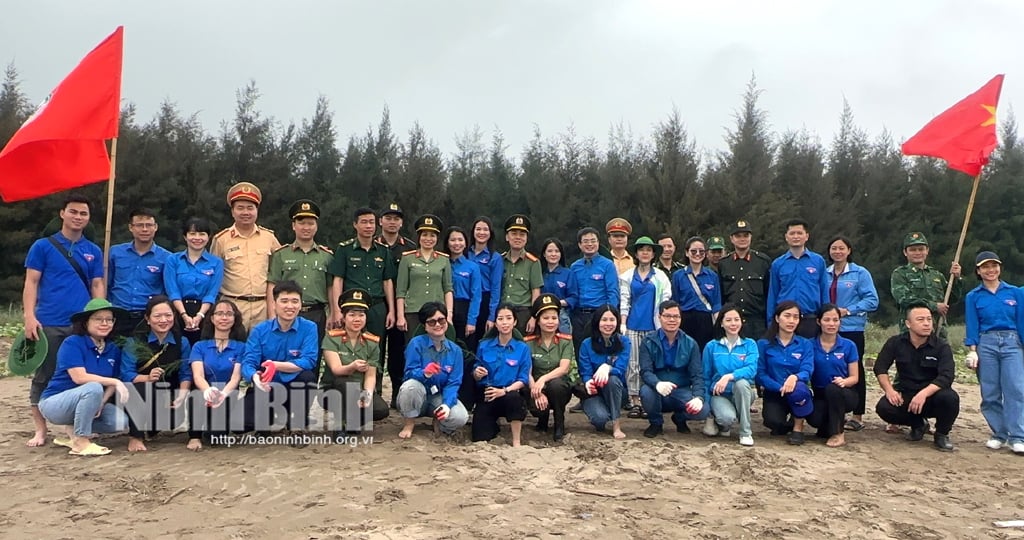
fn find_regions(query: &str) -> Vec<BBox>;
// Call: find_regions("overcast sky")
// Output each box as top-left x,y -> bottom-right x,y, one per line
2,1 -> 1020,161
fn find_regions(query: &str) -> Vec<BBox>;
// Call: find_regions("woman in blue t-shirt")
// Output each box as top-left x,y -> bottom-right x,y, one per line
38,299 -> 133,456
187,299 -> 246,450
806,304 -> 859,448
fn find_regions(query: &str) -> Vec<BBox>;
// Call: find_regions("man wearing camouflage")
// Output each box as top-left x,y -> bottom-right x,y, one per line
890,232 -> 962,338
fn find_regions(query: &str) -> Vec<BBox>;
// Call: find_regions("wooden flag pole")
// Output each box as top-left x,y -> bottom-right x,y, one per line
102,137 -> 118,282
938,172 -> 981,330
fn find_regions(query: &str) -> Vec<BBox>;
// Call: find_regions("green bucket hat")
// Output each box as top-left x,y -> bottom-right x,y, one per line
629,236 -> 663,258
70,298 -> 129,325
8,330 -> 48,377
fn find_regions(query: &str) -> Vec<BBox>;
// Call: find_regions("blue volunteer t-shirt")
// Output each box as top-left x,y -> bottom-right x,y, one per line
41,334 -> 132,399
25,232 -> 104,326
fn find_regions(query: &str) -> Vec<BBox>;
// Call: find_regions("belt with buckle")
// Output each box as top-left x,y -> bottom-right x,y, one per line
301,303 -> 327,313
224,295 -> 264,302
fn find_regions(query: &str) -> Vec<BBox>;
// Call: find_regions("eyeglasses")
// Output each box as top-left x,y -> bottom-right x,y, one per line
213,311 -> 235,317
90,317 -> 115,324
424,318 -> 448,327
688,249 -> 706,255
660,314 -> 682,320
131,223 -> 156,229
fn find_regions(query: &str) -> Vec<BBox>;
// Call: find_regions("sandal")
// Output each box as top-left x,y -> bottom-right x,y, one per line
885,424 -> 903,434
69,442 -> 111,456
627,405 -> 644,419
53,438 -> 73,449
844,419 -> 865,432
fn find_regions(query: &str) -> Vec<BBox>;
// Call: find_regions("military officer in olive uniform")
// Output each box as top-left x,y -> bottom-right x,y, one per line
211,182 -> 282,331
890,231 -> 963,338
707,236 -> 726,273
268,199 -> 334,344
321,288 -> 390,432
717,220 -> 772,340
376,203 -> 416,408
328,207 -> 397,396
501,214 -> 544,334
395,214 -> 454,400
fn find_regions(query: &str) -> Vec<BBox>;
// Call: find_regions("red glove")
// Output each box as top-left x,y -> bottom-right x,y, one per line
585,380 -> 598,395
259,360 -> 277,384
424,362 -> 442,377
434,404 -> 450,420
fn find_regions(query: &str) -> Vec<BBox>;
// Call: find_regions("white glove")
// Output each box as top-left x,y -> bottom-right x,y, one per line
965,351 -> 979,369
434,404 -> 451,420
594,364 -> 612,385
655,381 -> 676,397
620,323 -> 627,335
585,380 -> 598,395
685,397 -> 703,414
203,387 -> 221,401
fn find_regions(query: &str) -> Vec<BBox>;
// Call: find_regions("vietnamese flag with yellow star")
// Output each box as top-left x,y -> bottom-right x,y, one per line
902,74 -> 1004,176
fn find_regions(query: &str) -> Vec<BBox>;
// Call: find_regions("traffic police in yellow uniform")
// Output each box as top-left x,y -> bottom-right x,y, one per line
210,182 -> 281,331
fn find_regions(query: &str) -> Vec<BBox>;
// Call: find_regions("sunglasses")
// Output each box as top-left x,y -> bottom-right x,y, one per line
425,318 -> 448,327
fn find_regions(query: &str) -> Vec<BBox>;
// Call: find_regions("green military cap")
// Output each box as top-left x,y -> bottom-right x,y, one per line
8,330 -> 48,377
339,288 -> 371,311
71,298 -> 129,324
903,232 -> 929,248
629,236 -> 663,257
289,199 -> 320,220
414,214 -> 443,234
532,293 -> 561,319
504,214 -> 531,233
708,236 -> 726,250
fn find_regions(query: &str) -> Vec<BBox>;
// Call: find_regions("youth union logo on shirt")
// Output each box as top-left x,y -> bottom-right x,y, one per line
844,282 -> 854,288
83,253 -> 95,262
835,353 -> 845,360
591,274 -> 603,280
146,265 -> 161,273
444,365 -> 453,373
202,269 -> 214,275
704,284 -> 714,290
107,357 -> 116,366
506,358 -> 518,366
791,353 -> 802,360
1006,299 -> 1018,306
805,267 -> 816,274
289,349 -> 300,357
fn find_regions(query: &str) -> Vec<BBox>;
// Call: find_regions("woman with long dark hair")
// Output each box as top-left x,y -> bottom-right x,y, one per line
824,235 -> 877,432
473,304 -> 531,446
756,300 -> 815,445
445,226 -> 481,346
468,216 -> 503,346
187,299 -> 246,450
806,304 -> 859,448
577,305 -> 630,439
540,237 -> 573,335
702,303 -> 758,446
671,236 -> 721,350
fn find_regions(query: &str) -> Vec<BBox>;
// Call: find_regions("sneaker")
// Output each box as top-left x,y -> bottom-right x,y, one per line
719,429 -> 732,438
702,417 -> 719,437
985,438 -> 1006,450
787,431 -> 805,446
1012,442 -> 1024,454
739,435 -> 754,446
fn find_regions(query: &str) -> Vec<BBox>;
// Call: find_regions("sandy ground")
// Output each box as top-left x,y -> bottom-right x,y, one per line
1,374 -> 1022,539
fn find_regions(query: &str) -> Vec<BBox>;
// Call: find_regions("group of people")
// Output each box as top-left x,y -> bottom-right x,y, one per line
18,181 -> 1024,456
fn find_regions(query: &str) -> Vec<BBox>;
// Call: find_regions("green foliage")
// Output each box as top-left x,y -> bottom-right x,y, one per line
3,67 -> 1023,332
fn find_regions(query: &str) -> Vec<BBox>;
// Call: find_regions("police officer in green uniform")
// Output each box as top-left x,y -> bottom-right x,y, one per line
328,207 -> 397,375
321,288 -> 390,433
267,199 -> 334,344
890,232 -> 963,338
501,214 -> 544,334
717,220 -> 772,340
376,203 -> 417,408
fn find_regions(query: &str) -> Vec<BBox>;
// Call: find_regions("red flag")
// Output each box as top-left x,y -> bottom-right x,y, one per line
0,27 -> 123,202
901,74 -> 1004,177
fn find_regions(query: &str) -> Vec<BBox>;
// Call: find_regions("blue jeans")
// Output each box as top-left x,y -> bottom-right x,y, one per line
583,377 -> 624,430
640,383 -> 711,427
978,331 -> 1024,444
38,382 -> 127,438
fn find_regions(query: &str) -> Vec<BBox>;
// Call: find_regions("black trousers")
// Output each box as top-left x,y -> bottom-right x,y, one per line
740,314 -> 767,341
807,384 -> 857,437
762,392 -> 803,435
386,325 -> 407,404
114,311 -> 147,339
875,387 -> 960,436
795,316 -> 818,339
681,310 -> 714,351
320,377 -> 390,431
243,370 -> 317,431
459,353 -> 479,413
525,378 -> 572,425
571,309 -> 598,360
839,331 -> 867,415
453,298 -> 471,345
469,292 -> 491,354
471,388 -> 527,442
511,306 -> 532,335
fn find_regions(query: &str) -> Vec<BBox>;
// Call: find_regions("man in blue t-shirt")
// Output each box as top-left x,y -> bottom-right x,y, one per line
23,195 -> 106,447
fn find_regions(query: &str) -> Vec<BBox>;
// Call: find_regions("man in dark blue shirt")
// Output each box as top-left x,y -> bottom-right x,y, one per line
766,218 -> 829,338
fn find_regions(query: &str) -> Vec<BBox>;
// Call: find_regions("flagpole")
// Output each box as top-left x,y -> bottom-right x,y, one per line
102,137 -> 118,281
938,171 -> 981,330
